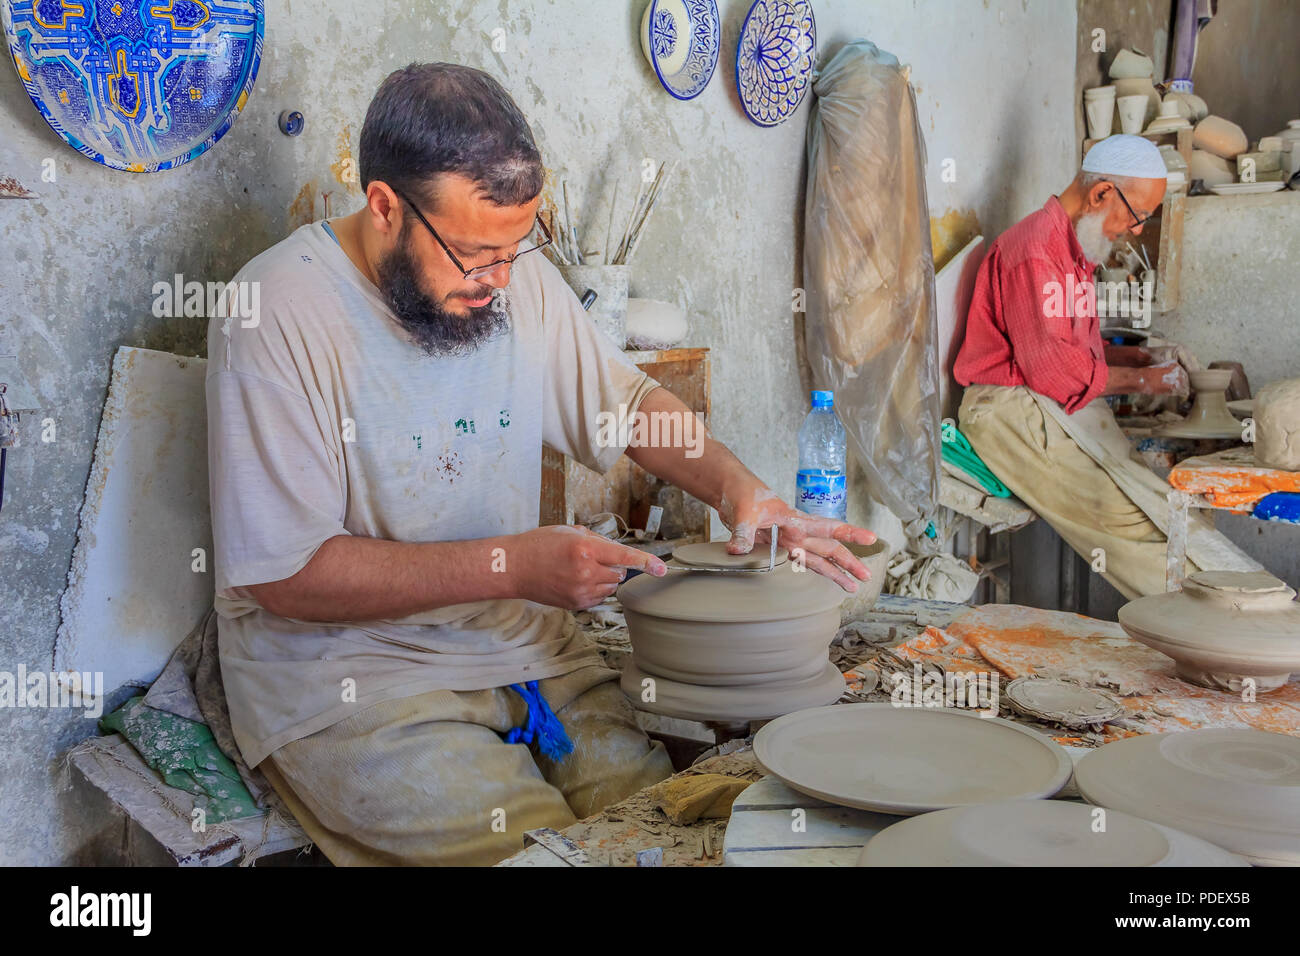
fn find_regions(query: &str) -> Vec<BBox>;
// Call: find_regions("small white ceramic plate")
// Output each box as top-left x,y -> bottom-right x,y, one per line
754,703 -> 1072,814
856,800 -> 1248,867
1075,729 -> 1300,866
1209,181 -> 1286,195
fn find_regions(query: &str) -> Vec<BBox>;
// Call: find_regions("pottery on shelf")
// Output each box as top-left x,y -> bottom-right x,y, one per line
1116,94 -> 1148,136
1083,85 -> 1116,140
753,703 -> 1073,814
1254,378 -> 1300,471
839,539 -> 891,622
1112,76 -> 1160,126
1164,90 -> 1209,122
1145,98 -> 1192,135
1157,368 -> 1243,439
1189,148 -> 1235,187
617,541 -> 846,721
857,799 -> 1247,867
1107,47 -> 1154,80
1118,570 -> 1300,692
639,0 -> 721,101
1075,729 -> 1300,866
1193,115 -> 1249,159
625,297 -> 689,350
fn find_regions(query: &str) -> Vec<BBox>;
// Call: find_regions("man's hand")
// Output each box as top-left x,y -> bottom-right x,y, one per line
508,526 -> 667,610
1103,360 -> 1189,397
720,486 -> 877,593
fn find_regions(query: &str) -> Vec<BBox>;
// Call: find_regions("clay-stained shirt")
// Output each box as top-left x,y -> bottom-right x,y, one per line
205,222 -> 658,767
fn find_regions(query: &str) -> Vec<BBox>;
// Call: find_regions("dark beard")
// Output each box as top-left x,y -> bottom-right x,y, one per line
376,229 -> 509,356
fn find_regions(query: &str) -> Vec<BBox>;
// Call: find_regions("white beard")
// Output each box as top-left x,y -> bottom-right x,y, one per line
1074,211 -> 1115,267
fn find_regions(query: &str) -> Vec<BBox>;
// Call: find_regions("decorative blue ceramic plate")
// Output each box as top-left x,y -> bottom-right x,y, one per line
3,0 -> 264,172
736,0 -> 816,127
639,0 -> 719,101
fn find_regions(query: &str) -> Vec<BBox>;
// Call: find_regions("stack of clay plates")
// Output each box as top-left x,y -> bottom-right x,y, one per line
857,800 -> 1246,866
1075,729 -> 1300,866
753,703 -> 1072,813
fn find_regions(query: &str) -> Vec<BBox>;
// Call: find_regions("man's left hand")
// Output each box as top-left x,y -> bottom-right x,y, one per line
720,487 -> 877,592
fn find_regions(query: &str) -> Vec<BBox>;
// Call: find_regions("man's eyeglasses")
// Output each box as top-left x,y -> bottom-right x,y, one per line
1112,183 -> 1155,230
392,187 -> 552,280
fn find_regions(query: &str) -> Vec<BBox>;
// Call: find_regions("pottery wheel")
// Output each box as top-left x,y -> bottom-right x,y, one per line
1118,569 -> 1300,691
857,799 -> 1247,867
753,704 -> 1072,815
1004,677 -> 1123,730
620,659 -> 844,722
1075,729 -> 1300,866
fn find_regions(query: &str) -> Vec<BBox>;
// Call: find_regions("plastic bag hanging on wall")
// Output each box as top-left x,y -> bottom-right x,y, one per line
802,40 -> 940,537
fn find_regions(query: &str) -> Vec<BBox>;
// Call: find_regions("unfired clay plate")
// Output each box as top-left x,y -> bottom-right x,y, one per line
672,541 -> 788,570
1075,729 -> 1300,865
856,800 -> 1247,867
753,704 -> 1072,815
1005,677 -> 1123,730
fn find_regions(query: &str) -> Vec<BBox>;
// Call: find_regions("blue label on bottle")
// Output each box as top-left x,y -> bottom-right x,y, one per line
796,469 -> 847,517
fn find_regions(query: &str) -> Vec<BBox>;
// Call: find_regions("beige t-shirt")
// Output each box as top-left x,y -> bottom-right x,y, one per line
206,222 -> 658,767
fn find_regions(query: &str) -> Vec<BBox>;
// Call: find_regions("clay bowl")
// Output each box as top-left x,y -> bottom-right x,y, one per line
618,542 -> 845,687
1118,570 -> 1300,692
840,539 -> 891,621
1157,368 -> 1242,439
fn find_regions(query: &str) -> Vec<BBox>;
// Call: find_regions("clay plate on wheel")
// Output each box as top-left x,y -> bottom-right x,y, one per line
671,540 -> 788,570
1075,729 -> 1300,866
857,799 -> 1247,867
753,703 -> 1072,815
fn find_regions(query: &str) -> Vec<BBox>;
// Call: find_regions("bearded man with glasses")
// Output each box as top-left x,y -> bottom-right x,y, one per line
205,62 -> 875,865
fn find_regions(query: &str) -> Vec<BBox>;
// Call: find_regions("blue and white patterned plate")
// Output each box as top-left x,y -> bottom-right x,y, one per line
3,0 -> 264,172
639,0 -> 719,101
735,0 -> 816,127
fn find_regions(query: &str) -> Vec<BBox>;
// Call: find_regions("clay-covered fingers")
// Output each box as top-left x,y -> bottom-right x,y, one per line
798,536 -> 868,588
799,548 -> 860,593
786,514 -> 877,547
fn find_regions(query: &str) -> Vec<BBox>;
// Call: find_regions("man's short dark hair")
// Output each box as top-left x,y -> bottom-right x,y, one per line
359,63 -> 543,211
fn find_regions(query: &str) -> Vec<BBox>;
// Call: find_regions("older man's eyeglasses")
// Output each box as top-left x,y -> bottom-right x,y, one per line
393,188 -> 552,280
1112,183 -> 1155,229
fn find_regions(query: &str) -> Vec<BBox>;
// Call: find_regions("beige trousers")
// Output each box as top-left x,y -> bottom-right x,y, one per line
959,384 -> 1198,600
260,664 -> 672,866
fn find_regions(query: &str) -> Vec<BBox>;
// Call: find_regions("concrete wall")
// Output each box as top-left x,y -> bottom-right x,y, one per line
1074,0 -> 1172,147
0,0 -> 1077,864
1192,0 -> 1300,143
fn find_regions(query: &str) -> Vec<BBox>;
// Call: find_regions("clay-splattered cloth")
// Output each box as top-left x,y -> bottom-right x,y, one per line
1169,445 -> 1300,508
946,604 -> 1300,741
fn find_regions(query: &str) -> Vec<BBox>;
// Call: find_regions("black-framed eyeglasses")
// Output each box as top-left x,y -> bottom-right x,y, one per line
1111,183 -> 1154,229
392,187 -> 552,280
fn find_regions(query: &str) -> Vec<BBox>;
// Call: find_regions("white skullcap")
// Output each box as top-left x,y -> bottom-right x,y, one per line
1081,134 -> 1168,180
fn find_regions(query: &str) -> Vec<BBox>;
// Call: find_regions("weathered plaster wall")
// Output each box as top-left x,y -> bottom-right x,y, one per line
0,0 -> 1076,864
1191,0 -> 1300,143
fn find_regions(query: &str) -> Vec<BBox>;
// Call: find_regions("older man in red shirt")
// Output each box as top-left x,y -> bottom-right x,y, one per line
955,134 -> 1194,599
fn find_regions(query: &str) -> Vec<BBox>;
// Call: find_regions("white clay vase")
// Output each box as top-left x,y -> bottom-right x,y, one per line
1116,94 -> 1148,136
1083,85 -> 1116,139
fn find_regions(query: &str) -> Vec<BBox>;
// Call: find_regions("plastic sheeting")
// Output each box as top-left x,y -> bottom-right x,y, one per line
803,40 -> 940,538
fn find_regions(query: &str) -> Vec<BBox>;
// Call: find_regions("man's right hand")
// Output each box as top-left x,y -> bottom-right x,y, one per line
1103,360 -> 1189,397
507,526 -> 668,610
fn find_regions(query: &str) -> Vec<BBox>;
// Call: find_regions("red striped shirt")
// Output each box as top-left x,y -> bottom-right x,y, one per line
954,197 -> 1108,413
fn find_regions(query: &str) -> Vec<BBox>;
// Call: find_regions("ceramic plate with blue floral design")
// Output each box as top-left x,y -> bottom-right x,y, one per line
736,0 -> 816,127
639,0 -> 719,101
3,0 -> 264,172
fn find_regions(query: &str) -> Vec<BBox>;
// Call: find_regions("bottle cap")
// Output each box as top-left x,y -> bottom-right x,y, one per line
811,390 -> 834,408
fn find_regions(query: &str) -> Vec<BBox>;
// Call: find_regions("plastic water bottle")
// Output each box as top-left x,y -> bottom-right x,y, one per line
796,390 -> 847,521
